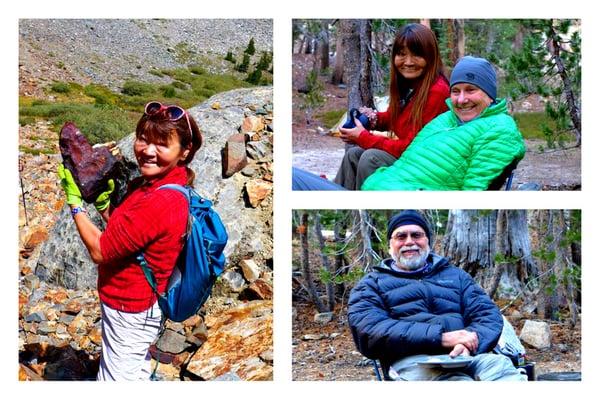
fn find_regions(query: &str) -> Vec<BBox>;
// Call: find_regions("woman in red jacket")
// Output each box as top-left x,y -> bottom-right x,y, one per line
334,23 -> 449,190
58,101 -> 202,380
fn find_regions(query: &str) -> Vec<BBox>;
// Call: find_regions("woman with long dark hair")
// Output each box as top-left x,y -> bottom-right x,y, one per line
58,101 -> 202,380
334,23 -> 449,190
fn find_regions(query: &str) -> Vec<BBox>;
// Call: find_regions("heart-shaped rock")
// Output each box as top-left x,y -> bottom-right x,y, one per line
59,122 -> 121,203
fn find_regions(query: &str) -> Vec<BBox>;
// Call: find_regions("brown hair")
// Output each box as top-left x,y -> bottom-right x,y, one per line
388,23 -> 447,133
134,105 -> 203,187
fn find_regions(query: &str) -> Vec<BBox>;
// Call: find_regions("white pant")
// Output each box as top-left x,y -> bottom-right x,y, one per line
390,353 -> 528,381
97,301 -> 162,381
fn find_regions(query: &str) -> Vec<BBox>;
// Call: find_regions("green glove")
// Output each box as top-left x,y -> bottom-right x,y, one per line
94,179 -> 115,212
57,164 -> 83,207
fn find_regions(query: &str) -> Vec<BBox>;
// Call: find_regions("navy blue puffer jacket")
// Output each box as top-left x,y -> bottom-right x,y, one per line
348,254 -> 502,364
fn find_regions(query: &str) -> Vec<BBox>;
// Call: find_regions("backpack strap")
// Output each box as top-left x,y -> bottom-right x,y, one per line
158,184 -> 213,210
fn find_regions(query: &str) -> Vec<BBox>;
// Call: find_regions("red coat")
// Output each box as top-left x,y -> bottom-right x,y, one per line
354,75 -> 449,158
98,166 -> 188,312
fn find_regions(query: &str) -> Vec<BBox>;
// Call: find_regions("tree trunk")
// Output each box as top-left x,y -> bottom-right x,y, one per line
333,210 -> 349,298
314,212 -> 335,311
535,210 -> 560,319
442,210 -> 497,282
299,212 -> 327,313
343,19 -> 374,109
489,210 -> 537,299
357,210 -> 375,271
331,22 -> 345,85
318,21 -> 330,72
548,22 -> 581,146
453,19 -> 465,62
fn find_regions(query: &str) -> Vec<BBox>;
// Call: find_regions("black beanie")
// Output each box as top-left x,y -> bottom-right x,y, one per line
387,210 -> 431,243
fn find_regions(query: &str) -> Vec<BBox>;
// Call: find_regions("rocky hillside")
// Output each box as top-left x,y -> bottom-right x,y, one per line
19,87 -> 274,381
19,19 -> 273,96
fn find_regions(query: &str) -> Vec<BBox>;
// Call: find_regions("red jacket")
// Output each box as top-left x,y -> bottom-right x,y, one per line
354,75 -> 449,158
98,166 -> 189,312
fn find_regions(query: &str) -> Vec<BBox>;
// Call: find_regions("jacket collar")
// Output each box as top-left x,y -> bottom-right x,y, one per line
446,98 -> 508,125
139,165 -> 188,191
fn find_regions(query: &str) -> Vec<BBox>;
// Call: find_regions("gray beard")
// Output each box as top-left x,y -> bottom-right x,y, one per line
392,246 -> 430,271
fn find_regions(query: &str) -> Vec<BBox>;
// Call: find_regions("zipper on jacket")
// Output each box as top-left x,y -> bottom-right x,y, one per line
420,279 -> 435,312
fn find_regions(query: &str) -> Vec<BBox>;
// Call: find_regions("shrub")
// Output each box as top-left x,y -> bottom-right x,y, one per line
50,82 -> 71,94
245,69 -> 262,85
84,84 -> 120,105
188,64 -> 207,75
162,85 -> 176,98
121,80 -> 155,96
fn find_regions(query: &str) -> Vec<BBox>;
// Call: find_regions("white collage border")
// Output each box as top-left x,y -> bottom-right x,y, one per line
3,0 -> 598,398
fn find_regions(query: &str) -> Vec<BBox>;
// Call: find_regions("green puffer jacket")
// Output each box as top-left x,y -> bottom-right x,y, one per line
361,98 -> 526,190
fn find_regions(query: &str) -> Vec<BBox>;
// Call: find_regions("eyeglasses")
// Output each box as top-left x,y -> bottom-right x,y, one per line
144,101 -> 193,139
391,231 -> 426,242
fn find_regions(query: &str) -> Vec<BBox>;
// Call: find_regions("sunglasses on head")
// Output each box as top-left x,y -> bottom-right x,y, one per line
391,231 -> 426,242
144,101 -> 193,139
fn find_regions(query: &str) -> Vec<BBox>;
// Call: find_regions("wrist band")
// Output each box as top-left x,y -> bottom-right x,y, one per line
71,206 -> 87,217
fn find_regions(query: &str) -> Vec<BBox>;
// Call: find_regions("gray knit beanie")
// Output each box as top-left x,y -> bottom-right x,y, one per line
450,56 -> 497,101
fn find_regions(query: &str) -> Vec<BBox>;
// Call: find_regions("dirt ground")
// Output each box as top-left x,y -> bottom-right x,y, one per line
292,300 -> 581,381
291,54 -> 581,189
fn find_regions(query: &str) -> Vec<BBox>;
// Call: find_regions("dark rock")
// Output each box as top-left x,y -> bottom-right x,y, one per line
59,122 -> 122,203
156,329 -> 188,354
25,312 -> 45,323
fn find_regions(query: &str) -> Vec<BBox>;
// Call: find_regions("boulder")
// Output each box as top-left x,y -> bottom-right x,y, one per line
186,300 -> 272,381
519,320 -> 552,349
35,87 -> 273,290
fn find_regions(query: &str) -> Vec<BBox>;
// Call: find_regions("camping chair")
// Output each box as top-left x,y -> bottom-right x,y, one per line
487,159 -> 520,191
371,359 -> 392,381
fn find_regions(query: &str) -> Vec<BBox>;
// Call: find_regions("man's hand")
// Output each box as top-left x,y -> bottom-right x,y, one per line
339,118 -> 365,143
94,179 -> 115,212
449,343 -> 471,358
57,164 -> 83,207
441,330 -> 479,353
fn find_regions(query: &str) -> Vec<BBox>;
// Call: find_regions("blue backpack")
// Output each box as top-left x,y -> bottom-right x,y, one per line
137,184 -> 228,322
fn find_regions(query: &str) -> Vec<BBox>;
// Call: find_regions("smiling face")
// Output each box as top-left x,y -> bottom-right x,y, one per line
394,46 -> 427,81
450,83 -> 493,122
389,224 -> 430,271
134,132 -> 189,180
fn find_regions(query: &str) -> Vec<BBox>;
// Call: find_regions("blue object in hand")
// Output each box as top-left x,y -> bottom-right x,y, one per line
342,108 -> 370,130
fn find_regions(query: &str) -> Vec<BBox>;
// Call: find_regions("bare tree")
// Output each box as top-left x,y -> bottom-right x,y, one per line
331,20 -> 345,85
314,211 -> 335,311
317,20 -> 330,72
299,212 -> 327,313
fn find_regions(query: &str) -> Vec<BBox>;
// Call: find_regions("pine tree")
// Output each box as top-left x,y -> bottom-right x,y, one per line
244,37 -> 256,55
245,68 -> 262,85
224,50 -> 235,63
505,19 -> 581,148
236,53 -> 250,73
